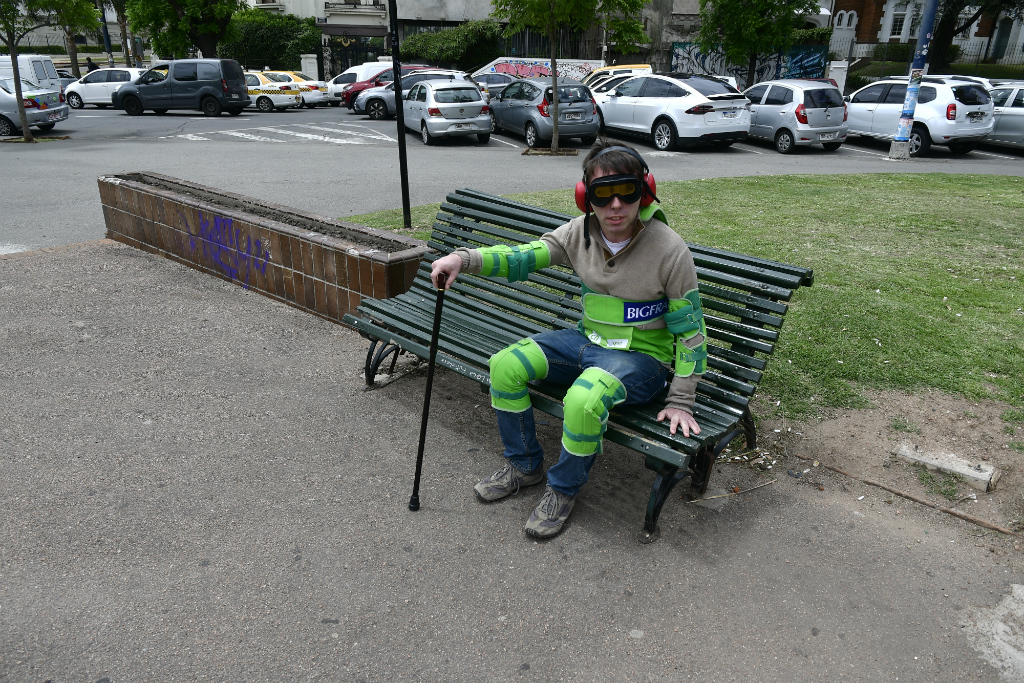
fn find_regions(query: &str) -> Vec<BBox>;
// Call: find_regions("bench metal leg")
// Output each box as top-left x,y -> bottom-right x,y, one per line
363,337 -> 403,388
641,455 -> 691,544
689,407 -> 757,497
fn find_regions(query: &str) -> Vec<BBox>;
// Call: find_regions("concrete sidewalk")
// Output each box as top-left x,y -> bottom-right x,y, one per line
1,242 -> 1019,682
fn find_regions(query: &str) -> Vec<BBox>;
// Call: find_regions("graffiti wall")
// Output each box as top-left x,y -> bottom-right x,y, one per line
670,43 -> 829,84
477,58 -> 603,81
178,211 -> 270,290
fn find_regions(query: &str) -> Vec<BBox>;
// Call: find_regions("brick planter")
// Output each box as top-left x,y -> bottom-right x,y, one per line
98,173 -> 430,323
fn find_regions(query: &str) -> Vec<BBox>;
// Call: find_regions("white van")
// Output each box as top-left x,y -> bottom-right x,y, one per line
0,54 -> 64,92
327,60 -> 397,105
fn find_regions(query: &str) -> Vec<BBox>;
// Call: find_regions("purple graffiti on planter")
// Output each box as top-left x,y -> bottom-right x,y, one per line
178,211 -> 270,288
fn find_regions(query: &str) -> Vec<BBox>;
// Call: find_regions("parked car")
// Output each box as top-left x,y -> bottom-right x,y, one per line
490,77 -> 600,147
0,77 -> 68,136
473,72 -> 517,101
0,54 -> 63,94
65,67 -> 145,109
244,71 -> 301,112
986,82 -> 1024,149
743,79 -> 848,153
590,74 -> 634,98
56,68 -> 78,91
845,77 -> 993,155
404,79 -> 491,145
327,69 -> 358,106
581,64 -> 651,87
341,63 -> 433,109
262,71 -> 326,108
111,59 -> 250,116
597,73 -> 750,150
355,69 -> 474,119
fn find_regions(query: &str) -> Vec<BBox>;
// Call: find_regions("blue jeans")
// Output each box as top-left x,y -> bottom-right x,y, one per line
495,328 -> 669,496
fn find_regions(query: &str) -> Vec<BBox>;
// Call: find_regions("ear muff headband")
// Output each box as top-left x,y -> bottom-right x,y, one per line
574,146 -> 658,212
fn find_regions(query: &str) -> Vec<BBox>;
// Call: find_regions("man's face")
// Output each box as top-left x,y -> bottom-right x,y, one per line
590,166 -> 641,238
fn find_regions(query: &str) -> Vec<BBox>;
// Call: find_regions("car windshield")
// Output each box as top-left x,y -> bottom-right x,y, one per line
434,87 -> 481,103
294,73 -> 313,81
952,84 -> 991,105
672,75 -> 739,95
545,85 -> 591,102
804,88 -> 844,108
264,73 -> 289,82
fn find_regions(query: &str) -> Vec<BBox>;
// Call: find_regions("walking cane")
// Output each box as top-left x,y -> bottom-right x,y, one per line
408,271 -> 447,511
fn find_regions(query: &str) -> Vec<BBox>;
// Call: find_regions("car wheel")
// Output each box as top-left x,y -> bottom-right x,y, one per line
477,133 -> 490,144
947,141 -> 975,155
330,100 -> 340,107
822,142 -> 842,151
909,124 -> 931,157
153,108 -> 168,115
304,100 -> 317,109
774,129 -> 795,154
597,109 -> 605,133
652,119 -> 677,151
96,104 -> 108,109
489,111 -> 497,133
367,100 -> 386,120
37,123 -> 55,132
525,121 -> 538,148
122,96 -> 143,116
67,92 -> 83,109
256,97 -> 274,113
421,123 -> 435,146
0,115 -> 15,136
580,135 -> 596,145
201,97 -> 222,117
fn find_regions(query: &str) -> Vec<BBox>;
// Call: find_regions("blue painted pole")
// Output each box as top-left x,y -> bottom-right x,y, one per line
97,2 -> 115,68
888,0 -> 940,160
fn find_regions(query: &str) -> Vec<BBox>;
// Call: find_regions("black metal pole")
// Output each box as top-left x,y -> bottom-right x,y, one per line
408,276 -> 446,511
387,0 -> 413,231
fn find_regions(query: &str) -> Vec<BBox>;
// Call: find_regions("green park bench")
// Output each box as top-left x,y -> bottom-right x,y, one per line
342,189 -> 814,541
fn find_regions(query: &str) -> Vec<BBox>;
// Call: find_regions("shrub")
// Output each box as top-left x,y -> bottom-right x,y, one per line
872,42 -> 914,62
844,74 -> 869,94
218,9 -> 321,72
401,19 -> 504,70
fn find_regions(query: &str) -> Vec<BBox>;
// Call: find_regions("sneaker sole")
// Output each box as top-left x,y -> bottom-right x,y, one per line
524,519 -> 569,539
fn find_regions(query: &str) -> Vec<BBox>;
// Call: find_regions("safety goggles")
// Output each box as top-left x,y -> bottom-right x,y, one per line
587,174 -> 643,207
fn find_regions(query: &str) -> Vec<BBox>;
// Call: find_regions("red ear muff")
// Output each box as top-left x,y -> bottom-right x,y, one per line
575,180 -> 588,212
641,172 -> 656,207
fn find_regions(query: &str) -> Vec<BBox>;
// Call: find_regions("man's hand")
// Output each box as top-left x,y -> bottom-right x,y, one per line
430,253 -> 463,290
656,407 -> 700,438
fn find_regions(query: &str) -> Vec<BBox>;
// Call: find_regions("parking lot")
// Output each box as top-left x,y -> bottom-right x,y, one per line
2,102 -> 1022,253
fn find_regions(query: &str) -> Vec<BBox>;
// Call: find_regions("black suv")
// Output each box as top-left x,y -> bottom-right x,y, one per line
112,59 -> 250,116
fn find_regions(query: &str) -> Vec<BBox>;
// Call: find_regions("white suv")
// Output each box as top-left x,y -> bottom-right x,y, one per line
845,77 -> 993,155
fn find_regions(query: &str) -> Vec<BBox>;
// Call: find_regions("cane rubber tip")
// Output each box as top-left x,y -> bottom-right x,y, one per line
408,496 -> 420,511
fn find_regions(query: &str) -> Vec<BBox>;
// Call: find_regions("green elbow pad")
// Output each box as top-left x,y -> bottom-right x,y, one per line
674,342 -> 708,378
479,241 -> 550,282
671,290 -> 707,377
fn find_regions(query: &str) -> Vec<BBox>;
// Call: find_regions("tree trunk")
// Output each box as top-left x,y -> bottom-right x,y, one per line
549,19 -> 559,152
7,42 -> 35,143
930,1 -> 976,70
193,33 -> 219,60
746,51 -> 758,90
116,11 -> 131,67
63,26 -> 82,79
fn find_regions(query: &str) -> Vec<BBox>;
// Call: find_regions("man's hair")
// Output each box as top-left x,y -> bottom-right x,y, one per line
581,138 -> 644,184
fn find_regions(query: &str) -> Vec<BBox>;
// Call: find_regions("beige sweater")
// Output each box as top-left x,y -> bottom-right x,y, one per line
456,213 -> 705,413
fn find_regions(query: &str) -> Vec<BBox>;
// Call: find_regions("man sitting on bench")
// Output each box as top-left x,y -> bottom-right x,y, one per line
429,140 -> 708,539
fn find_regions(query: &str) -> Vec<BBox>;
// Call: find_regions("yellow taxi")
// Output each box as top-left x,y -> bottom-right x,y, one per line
245,71 -> 301,112
262,71 -> 327,108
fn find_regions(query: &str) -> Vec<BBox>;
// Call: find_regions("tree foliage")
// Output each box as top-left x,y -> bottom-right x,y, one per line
218,8 -> 320,71
55,0 -> 102,77
400,19 -> 504,70
696,0 -> 820,89
491,0 -> 647,151
930,0 -> 1024,68
126,0 -> 244,59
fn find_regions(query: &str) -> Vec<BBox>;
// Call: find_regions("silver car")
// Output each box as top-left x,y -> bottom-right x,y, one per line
987,82 -> 1024,149
490,77 -> 600,147
403,79 -> 491,145
354,69 -> 473,119
743,79 -> 849,153
0,77 -> 69,136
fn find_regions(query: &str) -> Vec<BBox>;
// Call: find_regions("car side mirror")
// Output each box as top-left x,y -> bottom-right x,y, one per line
612,90 -> 622,97
843,95 -> 850,102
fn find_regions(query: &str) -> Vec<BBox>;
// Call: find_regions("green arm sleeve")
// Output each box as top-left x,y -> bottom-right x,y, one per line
477,241 -> 551,283
666,290 -> 708,377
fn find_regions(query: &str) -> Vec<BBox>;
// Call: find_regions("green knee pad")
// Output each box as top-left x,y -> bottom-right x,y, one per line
561,367 -> 626,456
488,338 -> 549,412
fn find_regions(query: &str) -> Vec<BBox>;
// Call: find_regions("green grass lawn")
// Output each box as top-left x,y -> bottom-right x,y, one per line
349,173 -> 1024,418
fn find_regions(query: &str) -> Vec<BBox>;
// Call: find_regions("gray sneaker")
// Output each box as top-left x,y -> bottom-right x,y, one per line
524,486 -> 576,539
474,462 -> 543,502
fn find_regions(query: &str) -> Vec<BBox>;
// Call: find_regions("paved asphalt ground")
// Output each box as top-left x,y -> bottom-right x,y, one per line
2,106 -> 1024,682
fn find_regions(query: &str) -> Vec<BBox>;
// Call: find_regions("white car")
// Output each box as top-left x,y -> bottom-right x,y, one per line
327,71 -> 358,106
598,73 -> 750,150
987,82 -> 1024,149
845,77 -> 994,155
404,79 -> 491,145
65,67 -> 145,109
262,71 -> 326,108
244,71 -> 301,112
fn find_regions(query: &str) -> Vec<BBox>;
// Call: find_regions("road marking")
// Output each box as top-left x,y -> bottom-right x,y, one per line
491,136 -> 520,148
646,151 -> 678,157
257,127 -> 364,144
74,115 -> 120,118
0,243 -> 30,255
974,150 -> 1016,160
732,145 -> 764,155
215,131 -> 285,142
842,146 -> 888,156
178,134 -> 210,141
324,122 -> 398,142
296,124 -> 393,141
